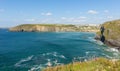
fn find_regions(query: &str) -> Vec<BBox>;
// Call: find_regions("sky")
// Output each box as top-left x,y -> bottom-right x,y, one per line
0,0 -> 120,27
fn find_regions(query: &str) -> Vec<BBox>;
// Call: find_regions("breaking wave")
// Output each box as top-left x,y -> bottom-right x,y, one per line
15,55 -> 34,67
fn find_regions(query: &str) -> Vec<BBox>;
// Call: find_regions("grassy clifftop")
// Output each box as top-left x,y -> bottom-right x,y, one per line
97,19 -> 120,40
9,24 -> 99,32
16,24 -> 76,27
96,19 -> 120,48
9,24 -> 77,32
43,58 -> 120,71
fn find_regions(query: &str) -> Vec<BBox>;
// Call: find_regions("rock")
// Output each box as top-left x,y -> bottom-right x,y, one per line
96,19 -> 120,50
100,35 -> 105,43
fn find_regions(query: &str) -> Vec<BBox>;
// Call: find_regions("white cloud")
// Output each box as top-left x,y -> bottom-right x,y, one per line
61,17 -> 87,23
46,12 -> 52,16
78,16 -> 87,19
87,10 -> 98,14
25,19 -> 35,22
0,9 -> 4,12
72,19 -> 86,23
41,12 -> 52,16
107,16 -> 113,19
61,17 -> 67,20
104,10 -> 109,13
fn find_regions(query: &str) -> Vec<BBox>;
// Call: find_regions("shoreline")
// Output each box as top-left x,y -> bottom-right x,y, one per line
95,35 -> 120,51
9,24 -> 99,32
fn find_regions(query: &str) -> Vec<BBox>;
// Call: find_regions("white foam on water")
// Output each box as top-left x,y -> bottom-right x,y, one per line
42,52 -> 57,56
88,37 -> 96,42
45,58 -> 64,66
84,59 -> 87,62
28,60 -> 64,71
15,55 -> 34,67
55,62 -> 63,66
59,55 -> 66,59
46,53 -> 51,55
96,40 -> 104,45
85,51 -> 90,56
28,65 -> 44,71
28,52 -> 66,71
113,53 -> 119,56
102,47 -> 120,59
47,59 -> 51,62
101,53 -> 113,59
46,61 -> 52,67
53,52 -> 57,57
42,53 -> 46,56
53,60 -> 57,64
106,48 -> 119,52
42,52 -> 66,59
105,48 -> 120,58
85,51 -> 89,54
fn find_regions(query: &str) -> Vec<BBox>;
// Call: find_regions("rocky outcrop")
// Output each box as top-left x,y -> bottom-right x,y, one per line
9,24 -> 99,32
95,19 -> 120,50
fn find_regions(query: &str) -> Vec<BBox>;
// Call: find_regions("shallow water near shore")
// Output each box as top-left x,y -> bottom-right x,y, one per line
0,29 -> 120,71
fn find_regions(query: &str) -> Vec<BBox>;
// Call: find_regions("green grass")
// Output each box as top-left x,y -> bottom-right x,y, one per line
17,24 -> 76,27
97,19 -> 120,40
43,58 -> 120,71
9,24 -> 99,32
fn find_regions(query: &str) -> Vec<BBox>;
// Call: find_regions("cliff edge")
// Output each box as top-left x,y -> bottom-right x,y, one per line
9,24 -> 99,32
95,19 -> 120,49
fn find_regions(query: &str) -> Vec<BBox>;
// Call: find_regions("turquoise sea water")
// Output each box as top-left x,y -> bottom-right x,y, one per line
0,29 -> 120,71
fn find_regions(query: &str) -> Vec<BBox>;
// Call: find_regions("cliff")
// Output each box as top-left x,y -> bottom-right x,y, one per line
95,19 -> 120,49
9,24 -> 99,32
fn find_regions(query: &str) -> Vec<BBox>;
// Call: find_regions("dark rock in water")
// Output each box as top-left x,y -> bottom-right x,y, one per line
100,35 -> 105,43
95,19 -> 120,51
100,26 -> 105,35
100,26 -> 106,43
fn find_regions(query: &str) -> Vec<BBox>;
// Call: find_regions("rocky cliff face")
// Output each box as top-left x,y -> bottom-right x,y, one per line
9,24 -> 99,32
95,19 -> 120,49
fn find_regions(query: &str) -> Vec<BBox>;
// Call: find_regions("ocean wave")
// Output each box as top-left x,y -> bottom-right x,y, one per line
45,58 -> 64,67
28,65 -> 44,71
28,59 -> 64,71
88,37 -> 96,42
42,52 -> 66,59
15,55 -> 34,67
100,46 -> 120,59
106,48 -> 119,52
28,52 -> 66,71
101,53 -> 113,59
72,51 -> 104,62
95,40 -> 104,45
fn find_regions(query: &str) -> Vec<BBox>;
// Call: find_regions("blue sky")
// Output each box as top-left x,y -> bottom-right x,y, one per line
0,0 -> 120,27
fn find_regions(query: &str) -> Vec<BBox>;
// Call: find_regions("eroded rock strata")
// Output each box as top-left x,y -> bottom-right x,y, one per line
9,24 -> 99,32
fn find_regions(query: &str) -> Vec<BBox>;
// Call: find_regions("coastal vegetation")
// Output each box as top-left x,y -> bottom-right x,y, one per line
9,24 -> 99,32
43,58 -> 120,71
96,19 -> 120,48
97,19 -> 120,40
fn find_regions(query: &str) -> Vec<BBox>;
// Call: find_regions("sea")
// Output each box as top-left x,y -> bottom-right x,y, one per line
0,29 -> 120,71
